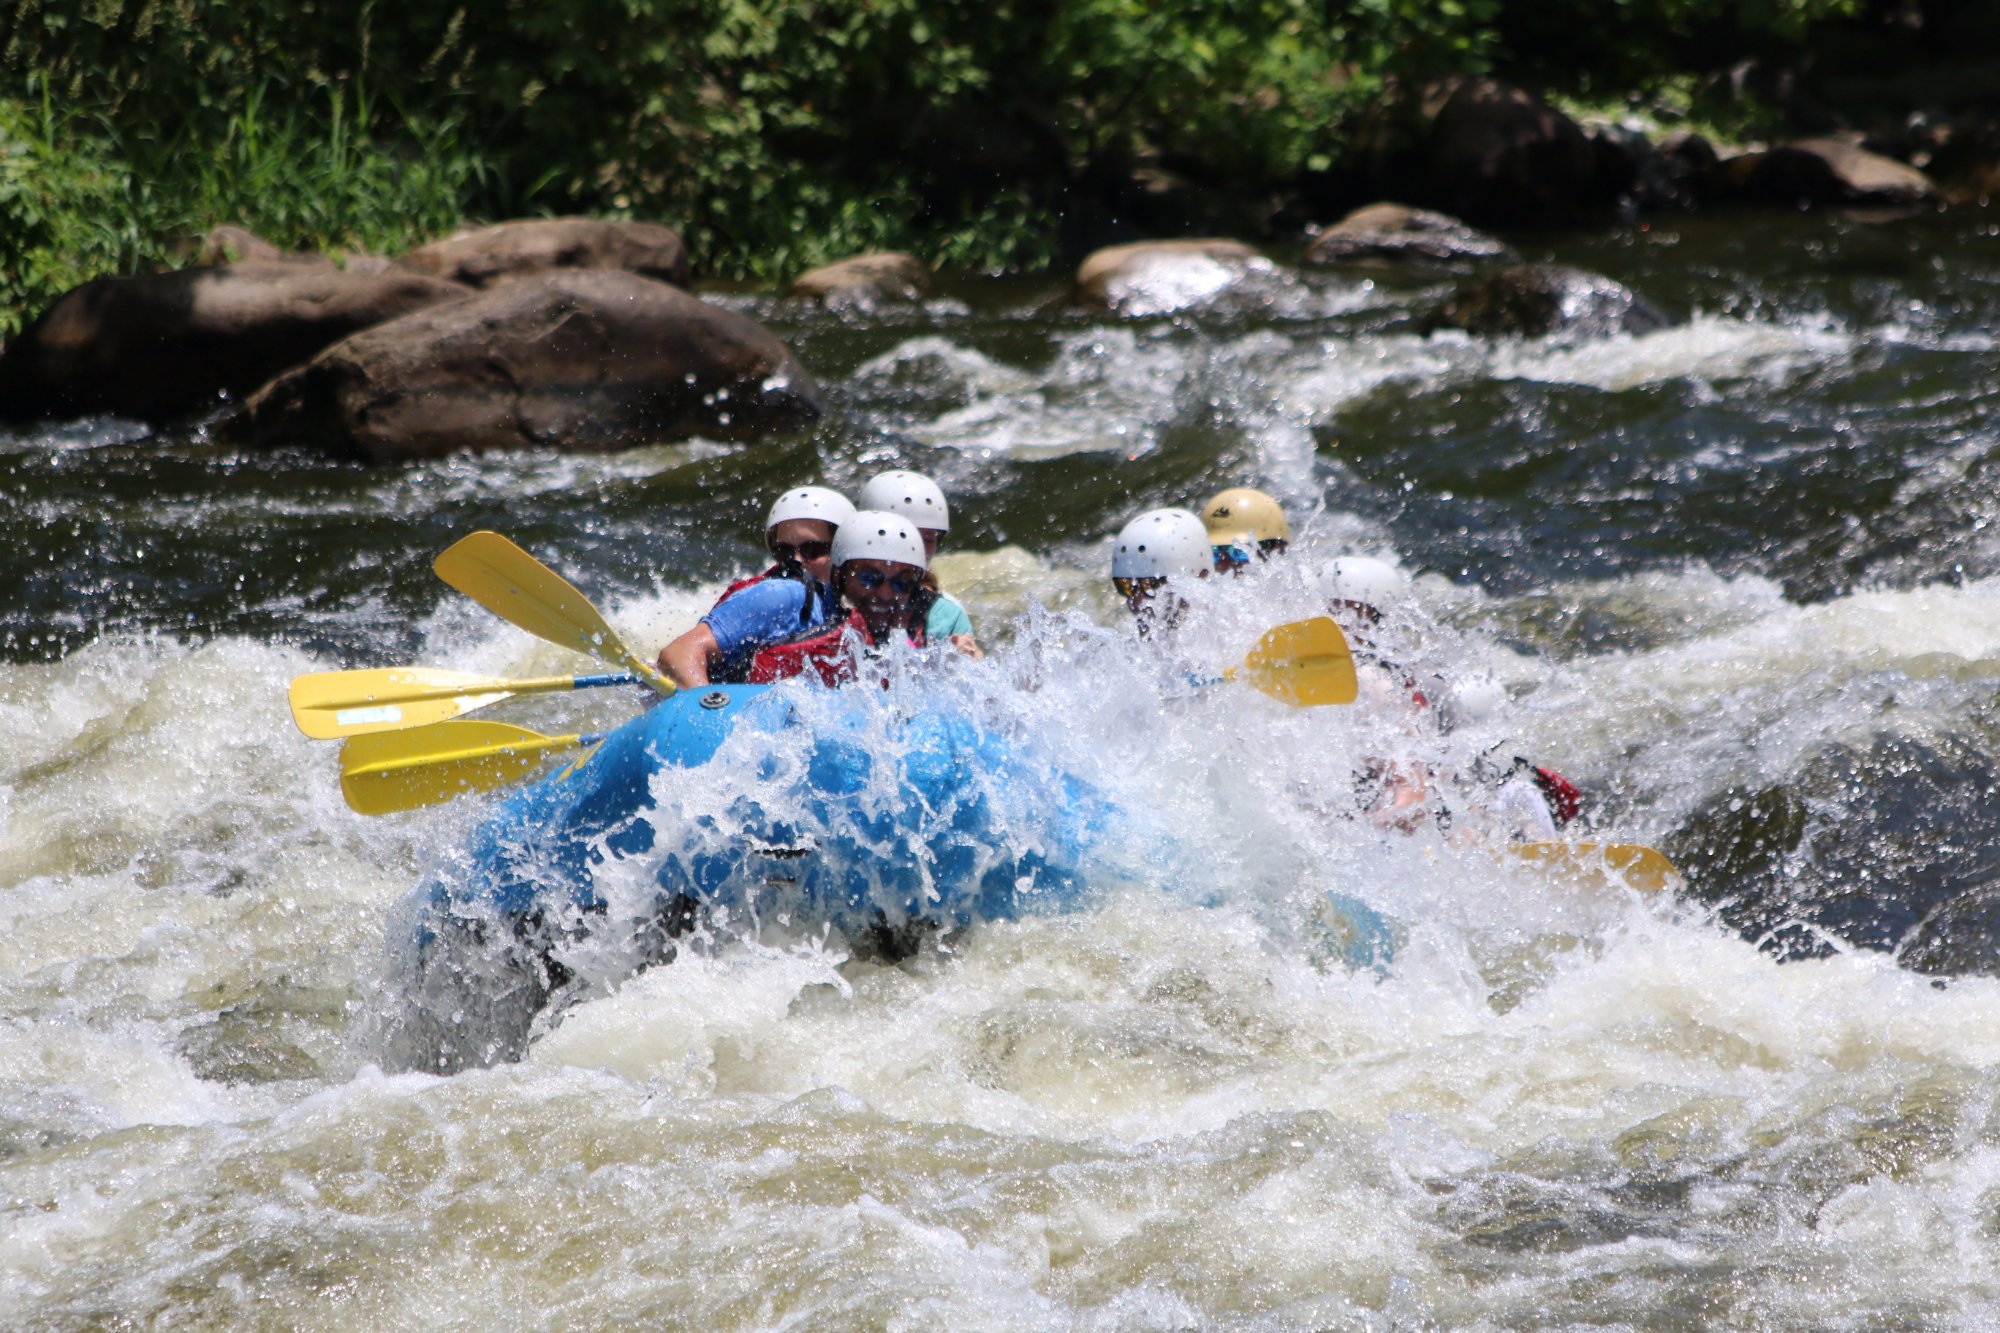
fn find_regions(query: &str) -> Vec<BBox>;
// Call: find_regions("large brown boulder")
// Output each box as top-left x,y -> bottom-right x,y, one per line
1424,80 -> 1600,228
229,270 -> 820,462
1711,138 -> 1941,208
1304,203 -> 1515,270
396,218 -> 691,289
0,263 -> 472,426
789,253 -> 930,309
1427,264 -> 1673,339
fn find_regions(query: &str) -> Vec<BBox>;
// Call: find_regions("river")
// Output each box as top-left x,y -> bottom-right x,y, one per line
4,210 -> 2000,1328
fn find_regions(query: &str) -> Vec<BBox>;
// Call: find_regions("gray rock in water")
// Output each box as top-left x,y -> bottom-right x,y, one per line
1304,202 -> 1515,270
397,217 -> 692,289
1428,263 -> 1673,338
0,263 -> 472,426
1903,884 -> 2000,978
789,252 -> 931,309
229,269 -> 820,462
1073,238 -> 1296,316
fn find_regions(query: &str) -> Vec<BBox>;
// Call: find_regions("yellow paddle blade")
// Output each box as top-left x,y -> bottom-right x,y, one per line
290,667 -> 513,739
289,666 -> 632,739
1236,617 -> 1358,706
434,531 -> 676,696
1510,841 -> 1681,894
339,720 -> 589,816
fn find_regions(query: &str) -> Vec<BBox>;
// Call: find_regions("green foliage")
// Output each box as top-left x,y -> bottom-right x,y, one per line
0,0 -> 1898,324
163,84 -> 480,263
1493,0 -> 1864,93
0,91 -> 144,334
0,74 -> 481,337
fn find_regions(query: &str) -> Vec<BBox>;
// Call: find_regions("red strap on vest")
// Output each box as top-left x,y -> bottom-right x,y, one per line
712,564 -> 814,614
1532,767 -> 1582,826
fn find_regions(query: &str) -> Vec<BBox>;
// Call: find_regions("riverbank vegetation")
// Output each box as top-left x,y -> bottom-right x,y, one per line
2,0 -> 1991,335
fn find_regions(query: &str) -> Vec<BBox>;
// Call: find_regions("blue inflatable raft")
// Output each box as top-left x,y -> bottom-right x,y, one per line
382,681 -> 1400,1072
385,683 -> 1120,1070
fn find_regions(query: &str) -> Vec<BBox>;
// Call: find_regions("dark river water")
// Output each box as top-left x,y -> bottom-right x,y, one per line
3,209 -> 2000,1328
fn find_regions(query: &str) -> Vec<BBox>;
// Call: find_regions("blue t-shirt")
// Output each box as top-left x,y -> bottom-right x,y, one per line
927,592 -> 974,640
702,577 -> 839,660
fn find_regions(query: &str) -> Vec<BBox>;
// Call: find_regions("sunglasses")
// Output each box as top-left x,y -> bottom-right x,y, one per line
1211,539 -> 1287,566
771,540 -> 833,562
1113,576 -> 1165,599
847,567 -> 920,595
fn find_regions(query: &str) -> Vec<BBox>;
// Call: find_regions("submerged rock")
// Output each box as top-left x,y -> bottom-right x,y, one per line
1667,732 -> 2000,971
1427,263 -> 1673,338
0,263 -> 471,426
229,269 -> 819,462
1304,202 -> 1515,270
396,217 -> 692,289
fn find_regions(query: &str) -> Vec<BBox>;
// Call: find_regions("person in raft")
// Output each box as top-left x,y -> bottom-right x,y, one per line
1110,507 -> 1212,636
711,484 -> 857,612
1432,674 -> 1584,842
659,511 -> 937,689
856,469 -> 983,659
1314,556 -> 1445,830
656,484 -> 853,679
1199,485 -> 1291,574
1316,557 -> 1582,836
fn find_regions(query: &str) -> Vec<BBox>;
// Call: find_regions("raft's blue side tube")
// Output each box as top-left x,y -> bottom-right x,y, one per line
418,684 -> 1110,944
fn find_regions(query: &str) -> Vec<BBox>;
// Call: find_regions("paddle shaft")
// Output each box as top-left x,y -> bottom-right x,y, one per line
341,671 -> 633,706
289,667 -> 642,739
342,730 -> 604,781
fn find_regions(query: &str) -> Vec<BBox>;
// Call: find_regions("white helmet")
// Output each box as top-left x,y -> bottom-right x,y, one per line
1317,556 -> 1410,614
831,510 -> 929,571
1111,508 -> 1211,581
765,486 -> 856,538
1441,673 -> 1506,730
858,470 -> 950,532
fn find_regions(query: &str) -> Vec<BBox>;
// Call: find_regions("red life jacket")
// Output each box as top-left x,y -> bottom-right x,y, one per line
711,563 -> 802,612
745,594 -> 933,688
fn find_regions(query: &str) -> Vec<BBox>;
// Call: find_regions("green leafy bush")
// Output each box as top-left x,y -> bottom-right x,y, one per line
0,0 -> 1902,332
0,92 -> 145,329
0,74 -> 480,337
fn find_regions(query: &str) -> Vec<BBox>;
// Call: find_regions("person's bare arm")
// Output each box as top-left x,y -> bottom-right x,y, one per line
948,632 -> 984,661
659,623 -> 721,688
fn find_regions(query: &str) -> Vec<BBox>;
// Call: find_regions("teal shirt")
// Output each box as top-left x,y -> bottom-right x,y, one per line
927,592 -> 973,640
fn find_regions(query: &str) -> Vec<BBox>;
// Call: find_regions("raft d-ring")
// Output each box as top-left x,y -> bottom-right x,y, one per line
700,691 -> 730,710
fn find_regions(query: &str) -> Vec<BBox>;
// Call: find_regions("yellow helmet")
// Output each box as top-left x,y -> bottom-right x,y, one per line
1200,487 -> 1291,548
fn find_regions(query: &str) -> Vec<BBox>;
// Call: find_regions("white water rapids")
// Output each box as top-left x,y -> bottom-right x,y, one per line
7,547 -> 2000,1328
7,214 -> 2000,1326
